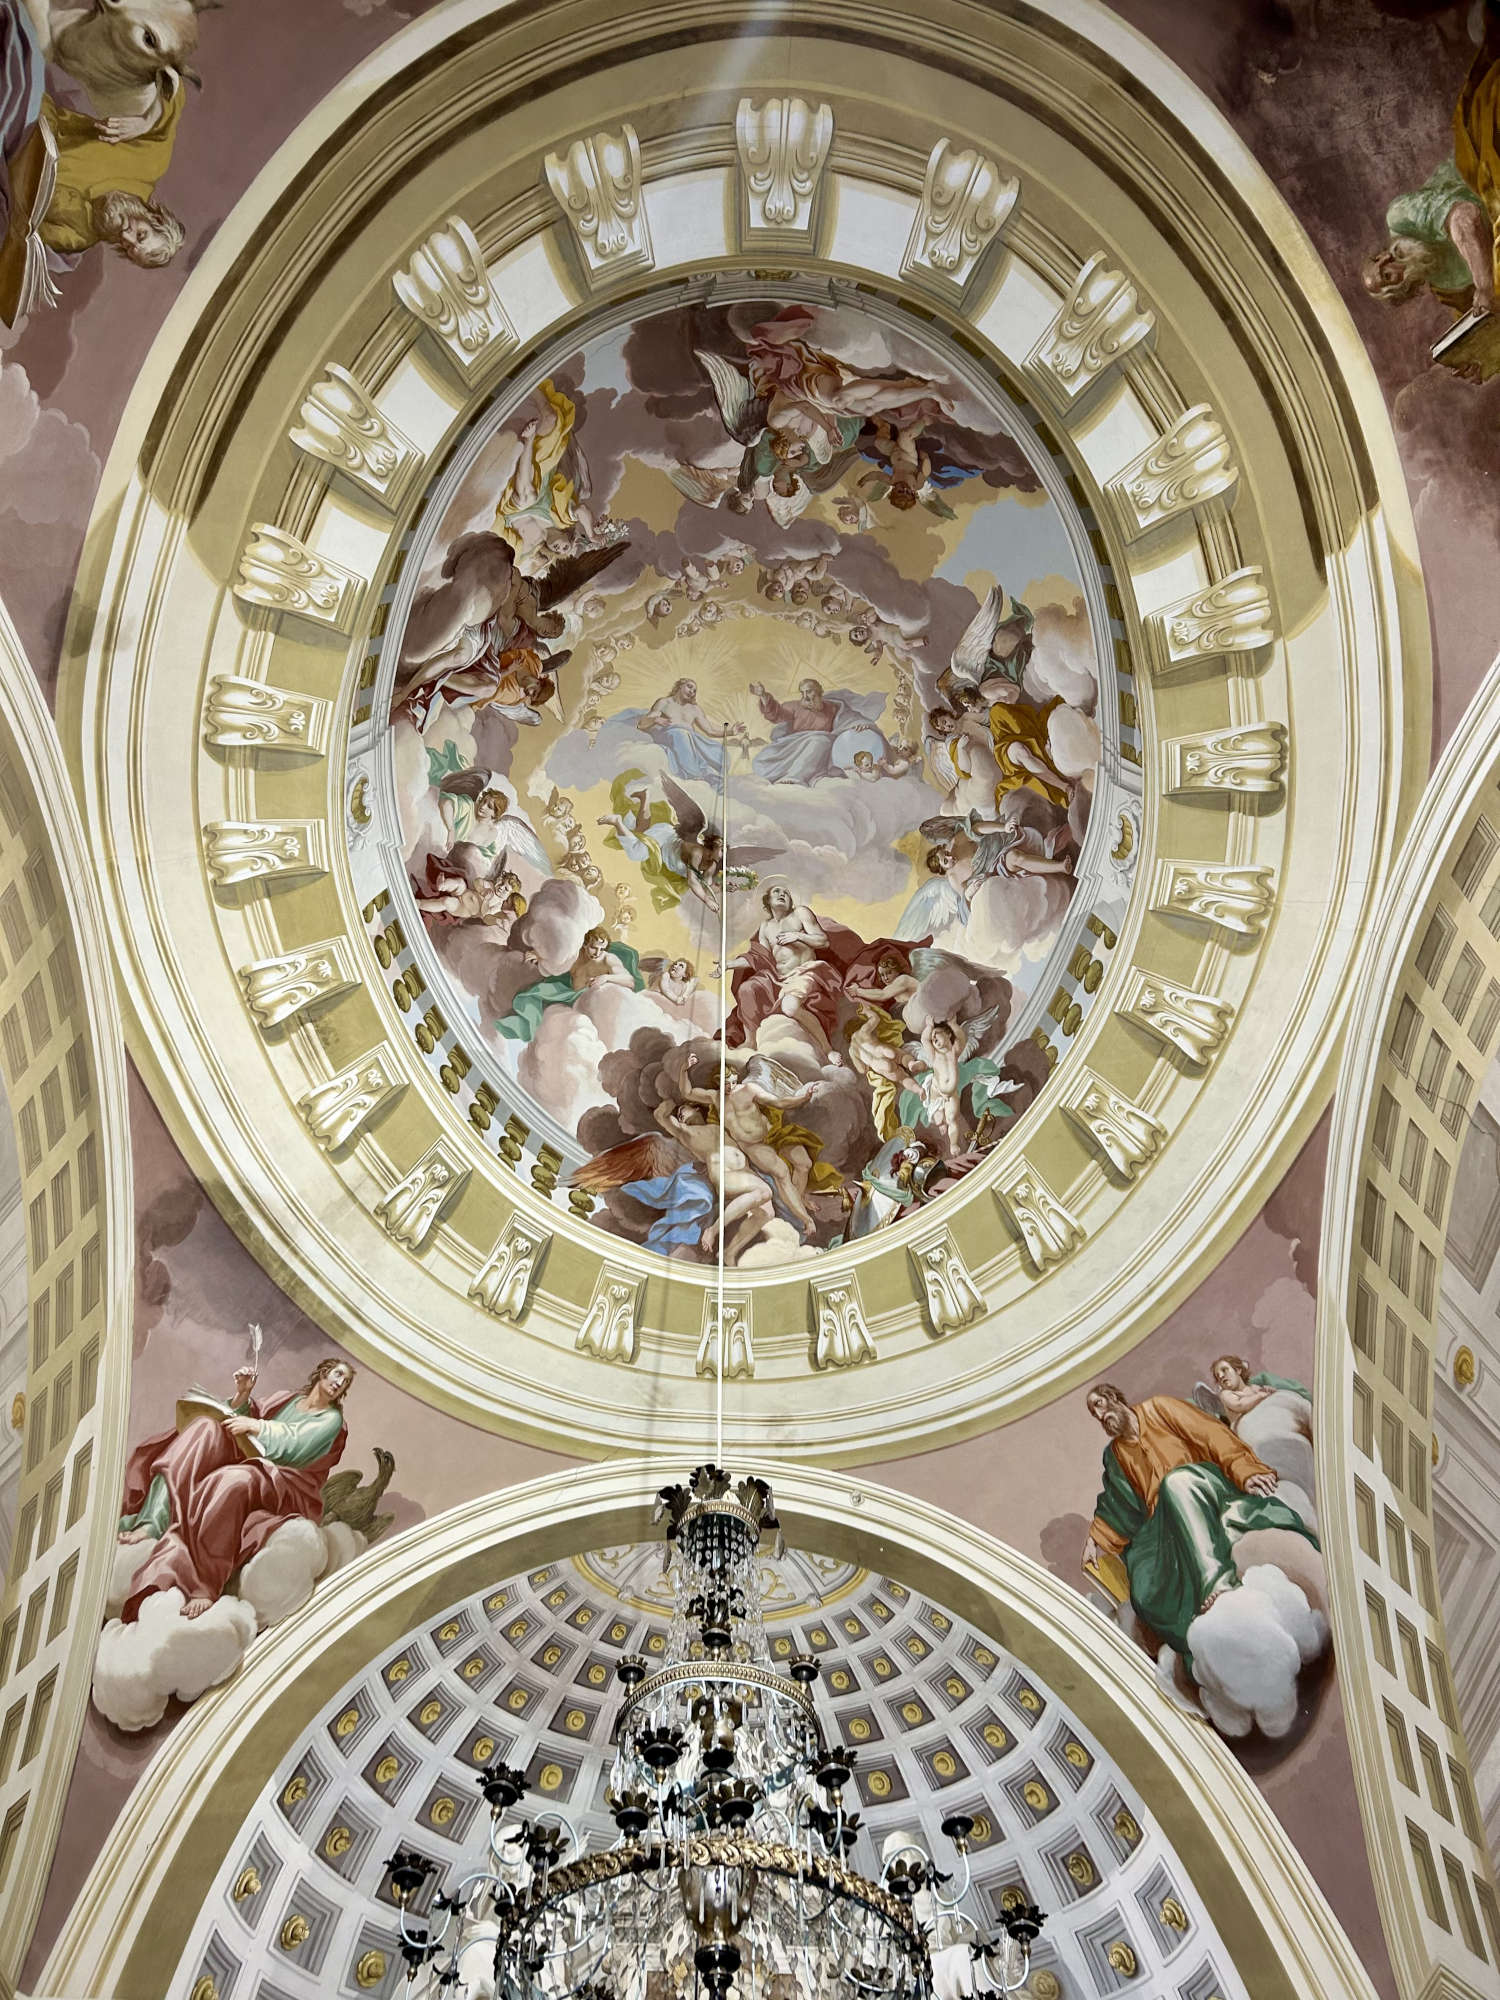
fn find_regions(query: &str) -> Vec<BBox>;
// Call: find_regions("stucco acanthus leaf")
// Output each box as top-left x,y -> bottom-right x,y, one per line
1151,859 -> 1276,939
992,1161 -> 1084,1273
735,96 -> 833,245
297,1046 -> 405,1152
1162,722 -> 1287,798
810,1279 -> 876,1371
374,1143 -> 469,1251
202,675 -> 330,756
392,216 -> 517,382
1147,566 -> 1274,675
237,938 -> 358,1029
697,1292 -> 755,1380
1061,1069 -> 1164,1181
1105,403 -> 1239,537
544,126 -> 652,285
289,365 -> 423,506
233,525 -> 366,634
907,1228 -> 984,1337
202,821 -> 328,889
470,1218 -> 549,1324
575,1269 -> 643,1365
901,139 -> 1017,298
1117,968 -> 1232,1069
1028,253 -> 1154,404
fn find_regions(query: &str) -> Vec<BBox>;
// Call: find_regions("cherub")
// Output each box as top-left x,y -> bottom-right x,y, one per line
413,863 -> 525,932
646,956 -> 698,1006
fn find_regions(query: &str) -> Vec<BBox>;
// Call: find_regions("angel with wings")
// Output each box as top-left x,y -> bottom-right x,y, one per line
413,857 -> 526,934
569,1099 -> 775,1265
597,770 -> 778,915
901,999 -> 1018,1159
427,767 -> 552,888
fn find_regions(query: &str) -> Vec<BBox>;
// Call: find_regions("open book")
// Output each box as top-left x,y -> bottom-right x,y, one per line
176,1390 -> 267,1462
1432,307 -> 1500,383
0,117 -> 61,332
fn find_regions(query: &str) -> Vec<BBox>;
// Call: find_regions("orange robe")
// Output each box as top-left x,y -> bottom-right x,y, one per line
1089,1395 -> 1273,1557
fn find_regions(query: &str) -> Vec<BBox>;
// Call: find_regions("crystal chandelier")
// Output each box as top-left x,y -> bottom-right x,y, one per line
383,1466 -> 1046,1998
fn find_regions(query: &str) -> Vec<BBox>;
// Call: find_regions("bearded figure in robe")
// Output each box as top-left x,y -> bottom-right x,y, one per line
115,1358 -> 353,1622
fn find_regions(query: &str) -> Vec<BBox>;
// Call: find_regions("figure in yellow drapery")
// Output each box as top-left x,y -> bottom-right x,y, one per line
1454,8 -> 1500,308
493,379 -> 593,560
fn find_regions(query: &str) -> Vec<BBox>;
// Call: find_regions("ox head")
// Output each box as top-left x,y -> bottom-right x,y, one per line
52,0 -> 219,98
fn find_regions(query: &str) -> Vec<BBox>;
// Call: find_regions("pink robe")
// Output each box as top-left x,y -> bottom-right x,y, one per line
118,1392 -> 346,1622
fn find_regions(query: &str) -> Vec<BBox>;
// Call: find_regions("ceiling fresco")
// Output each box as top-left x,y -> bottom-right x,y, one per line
355,294 -> 1128,1270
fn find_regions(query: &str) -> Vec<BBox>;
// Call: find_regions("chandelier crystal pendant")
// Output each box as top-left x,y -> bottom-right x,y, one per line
383,1466 -> 1046,1999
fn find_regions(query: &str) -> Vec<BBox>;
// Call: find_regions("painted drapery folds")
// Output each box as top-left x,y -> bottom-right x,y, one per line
360,297 -> 1125,1271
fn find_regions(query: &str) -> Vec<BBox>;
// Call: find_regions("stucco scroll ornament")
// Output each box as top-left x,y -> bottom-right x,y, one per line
735,97 -> 833,242
810,1280 -> 876,1370
1151,859 -> 1275,940
576,1269 -> 643,1365
544,125 -> 653,284
470,1218 -> 549,1323
202,674 -> 330,756
907,1230 -> 984,1337
901,139 -> 1017,299
1061,1068 -> 1164,1181
289,365 -> 423,508
697,1292 -> 755,1380
992,1160 -> 1083,1273
392,216 -> 517,383
232,525 -> 366,634
238,938 -> 359,1029
298,1046 -> 405,1151
374,1143 -> 468,1251
1105,404 -> 1239,538
1028,253 -> 1154,405
202,820 -> 328,889
1147,566 -> 1274,676
1117,968 -> 1232,1069
1162,722 -> 1287,799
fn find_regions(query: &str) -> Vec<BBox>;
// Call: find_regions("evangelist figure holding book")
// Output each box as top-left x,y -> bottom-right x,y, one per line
116,1358 -> 353,1623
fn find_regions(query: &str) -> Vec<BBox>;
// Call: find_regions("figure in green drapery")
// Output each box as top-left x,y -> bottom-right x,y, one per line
496,929 -> 642,1041
1081,1382 -> 1320,1671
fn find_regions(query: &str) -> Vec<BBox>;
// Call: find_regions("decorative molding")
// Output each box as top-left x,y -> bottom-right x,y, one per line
392,216 -> 517,383
696,1292 -> 755,1379
289,365 -> 423,508
1145,566 -> 1274,677
901,139 -> 1017,300
470,1218 -> 549,1323
298,1047 -> 405,1151
735,97 -> 833,248
544,125 -> 652,286
1061,1069 -> 1165,1181
202,674 -> 331,756
1162,723 -> 1287,799
575,1268 -> 643,1365
1151,859 -> 1275,939
1027,253 -> 1154,407
202,820 -> 328,889
1117,968 -> 1232,1069
373,1143 -> 468,1251
907,1229 -> 984,1337
237,939 -> 359,1029
992,1160 -> 1083,1273
810,1278 -> 876,1370
231,525 -> 366,634
1103,404 -> 1238,540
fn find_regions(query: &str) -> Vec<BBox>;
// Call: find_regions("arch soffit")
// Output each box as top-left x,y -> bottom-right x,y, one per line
40,1461 -> 1379,2000
62,0 -> 1426,1457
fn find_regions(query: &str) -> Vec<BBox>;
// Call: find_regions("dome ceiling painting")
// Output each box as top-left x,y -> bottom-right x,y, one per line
358,292 -> 1126,1270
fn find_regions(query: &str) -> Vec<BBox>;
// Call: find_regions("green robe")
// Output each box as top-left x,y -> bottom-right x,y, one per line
119,1394 -> 345,1539
1093,1447 -> 1319,1669
1386,160 -> 1485,296
495,944 -> 642,1041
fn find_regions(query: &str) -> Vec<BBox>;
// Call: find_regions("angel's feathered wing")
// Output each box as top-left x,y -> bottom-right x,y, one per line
1193,1383 -> 1226,1421
668,462 -> 741,508
569,1131 -> 687,1192
895,876 -> 968,942
438,767 -> 501,803
660,776 -> 710,844
949,584 -> 1006,682
695,349 -> 769,444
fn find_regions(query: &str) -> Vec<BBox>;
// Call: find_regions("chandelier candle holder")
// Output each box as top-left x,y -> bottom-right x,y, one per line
382,1467 -> 1046,1998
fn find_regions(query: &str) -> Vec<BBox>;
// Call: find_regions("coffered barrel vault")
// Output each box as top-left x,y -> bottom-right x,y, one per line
62,0 -> 1421,1461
